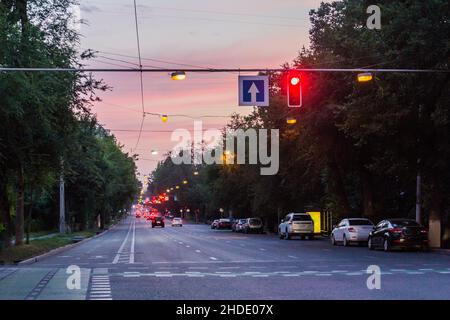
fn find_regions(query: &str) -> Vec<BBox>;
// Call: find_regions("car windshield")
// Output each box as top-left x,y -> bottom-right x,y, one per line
249,218 -> 261,224
292,215 -> 312,221
239,219 -> 247,223
348,219 -> 373,226
391,220 -> 420,227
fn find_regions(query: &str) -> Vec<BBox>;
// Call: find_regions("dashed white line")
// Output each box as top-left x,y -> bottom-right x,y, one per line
209,257 -> 218,261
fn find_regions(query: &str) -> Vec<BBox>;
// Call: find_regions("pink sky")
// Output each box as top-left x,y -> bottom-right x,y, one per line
78,0 -> 327,179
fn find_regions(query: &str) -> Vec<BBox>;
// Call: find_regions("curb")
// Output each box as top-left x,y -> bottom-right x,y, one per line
17,219 -> 124,266
431,248 -> 450,256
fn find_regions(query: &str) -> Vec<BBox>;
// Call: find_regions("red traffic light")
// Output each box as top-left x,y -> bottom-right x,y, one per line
287,73 -> 302,108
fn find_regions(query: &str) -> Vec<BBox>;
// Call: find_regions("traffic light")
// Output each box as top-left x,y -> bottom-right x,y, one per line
287,73 -> 302,108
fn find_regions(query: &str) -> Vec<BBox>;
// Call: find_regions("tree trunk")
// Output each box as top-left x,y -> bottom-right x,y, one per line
26,183 -> 33,245
428,175 -> 442,248
0,183 -> 12,249
327,160 -> 351,215
361,167 -> 375,217
15,166 -> 25,246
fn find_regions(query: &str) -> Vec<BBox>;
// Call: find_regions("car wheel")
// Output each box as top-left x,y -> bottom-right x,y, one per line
383,238 -> 391,252
343,235 -> 348,247
368,237 -> 374,250
331,234 -> 336,246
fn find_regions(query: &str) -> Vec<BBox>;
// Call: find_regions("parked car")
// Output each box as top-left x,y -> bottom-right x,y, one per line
151,216 -> 165,228
216,218 -> 232,230
242,217 -> 264,234
279,213 -> 314,240
368,219 -> 428,251
331,218 -> 374,246
233,219 -> 247,232
211,219 -> 219,229
172,217 -> 183,227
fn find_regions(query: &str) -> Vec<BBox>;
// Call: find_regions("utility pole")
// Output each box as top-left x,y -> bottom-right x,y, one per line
59,160 -> 66,233
415,105 -> 422,224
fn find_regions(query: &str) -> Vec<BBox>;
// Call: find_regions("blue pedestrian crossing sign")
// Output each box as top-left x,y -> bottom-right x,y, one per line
238,75 -> 269,107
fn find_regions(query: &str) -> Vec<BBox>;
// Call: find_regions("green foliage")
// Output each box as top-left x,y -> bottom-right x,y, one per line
150,1 -> 450,240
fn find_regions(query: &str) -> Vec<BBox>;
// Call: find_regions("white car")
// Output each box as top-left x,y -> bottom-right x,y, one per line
331,218 -> 374,246
278,213 -> 314,240
172,217 -> 183,227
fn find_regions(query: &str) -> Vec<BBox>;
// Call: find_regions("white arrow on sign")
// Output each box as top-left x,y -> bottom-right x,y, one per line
248,82 -> 260,103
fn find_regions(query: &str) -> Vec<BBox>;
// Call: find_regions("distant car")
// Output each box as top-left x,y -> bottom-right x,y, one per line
279,213 -> 314,240
216,218 -> 232,230
331,218 -> 374,246
172,217 -> 183,227
232,219 -> 247,232
211,219 -> 219,229
235,219 -> 247,232
152,216 -> 165,228
242,218 -> 264,234
368,219 -> 428,252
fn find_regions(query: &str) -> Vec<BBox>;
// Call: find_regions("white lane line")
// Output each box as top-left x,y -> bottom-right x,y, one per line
178,242 -> 184,245
129,219 -> 136,264
209,257 -> 218,261
259,248 -> 266,251
186,245 -> 190,248
288,255 -> 297,259
113,219 -> 133,264
195,250 -> 201,253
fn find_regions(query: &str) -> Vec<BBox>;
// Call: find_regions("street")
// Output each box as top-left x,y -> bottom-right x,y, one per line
1,216 -> 449,300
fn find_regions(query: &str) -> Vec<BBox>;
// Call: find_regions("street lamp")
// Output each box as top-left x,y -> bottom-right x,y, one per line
286,117 -> 297,125
182,180 -> 188,185
161,115 -> 168,122
176,185 -> 180,189
171,71 -> 186,81
357,72 -> 373,82
193,171 -> 199,176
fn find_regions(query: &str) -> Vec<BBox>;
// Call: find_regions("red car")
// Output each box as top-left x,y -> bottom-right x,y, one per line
216,218 -> 232,230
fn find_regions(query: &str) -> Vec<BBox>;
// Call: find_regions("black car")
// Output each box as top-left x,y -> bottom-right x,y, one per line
368,219 -> 428,251
152,216 -> 165,228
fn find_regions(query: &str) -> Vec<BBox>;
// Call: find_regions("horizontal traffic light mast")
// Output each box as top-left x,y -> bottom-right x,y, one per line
0,67 -> 449,73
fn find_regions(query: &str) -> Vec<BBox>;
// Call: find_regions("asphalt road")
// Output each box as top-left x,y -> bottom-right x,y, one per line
1,215 -> 449,300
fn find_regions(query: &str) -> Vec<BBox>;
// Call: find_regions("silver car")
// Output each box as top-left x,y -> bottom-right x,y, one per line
331,218 -> 374,246
278,213 -> 314,240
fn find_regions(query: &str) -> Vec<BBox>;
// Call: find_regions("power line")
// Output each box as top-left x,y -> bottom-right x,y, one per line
133,0 -> 146,151
2,67 -> 448,73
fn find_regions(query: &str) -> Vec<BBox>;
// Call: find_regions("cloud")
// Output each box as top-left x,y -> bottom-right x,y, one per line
80,4 -> 102,13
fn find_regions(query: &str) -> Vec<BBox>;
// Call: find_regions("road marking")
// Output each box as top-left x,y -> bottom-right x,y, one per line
113,218 -> 133,264
209,257 -> 218,261
259,248 -> 266,251
186,245 -> 190,248
195,250 -> 201,253
178,242 -> 184,245
129,219 -> 136,264
89,272 -> 112,300
288,255 -> 297,259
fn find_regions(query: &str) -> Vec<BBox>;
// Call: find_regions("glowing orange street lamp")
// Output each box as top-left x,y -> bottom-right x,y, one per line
357,72 -> 373,83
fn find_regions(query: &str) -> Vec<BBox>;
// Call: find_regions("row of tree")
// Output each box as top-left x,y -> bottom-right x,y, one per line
0,0 -> 139,248
149,0 -> 450,247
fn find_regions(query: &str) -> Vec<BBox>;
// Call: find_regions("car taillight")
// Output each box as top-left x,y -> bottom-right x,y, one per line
420,229 -> 428,234
389,228 -> 403,234
348,227 -> 356,232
